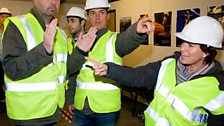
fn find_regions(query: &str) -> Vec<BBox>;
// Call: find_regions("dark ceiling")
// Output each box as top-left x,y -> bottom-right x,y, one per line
61,0 -> 119,4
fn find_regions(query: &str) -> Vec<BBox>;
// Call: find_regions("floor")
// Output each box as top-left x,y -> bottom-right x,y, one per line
0,95 -> 147,126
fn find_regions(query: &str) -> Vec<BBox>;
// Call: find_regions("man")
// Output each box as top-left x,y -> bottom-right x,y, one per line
67,0 -> 154,126
87,16 -> 224,126
65,6 -> 87,114
2,0 -> 97,125
66,6 -> 87,54
0,7 -> 11,113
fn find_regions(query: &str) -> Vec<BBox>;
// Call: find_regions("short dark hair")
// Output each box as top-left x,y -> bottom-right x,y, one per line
67,16 -> 85,24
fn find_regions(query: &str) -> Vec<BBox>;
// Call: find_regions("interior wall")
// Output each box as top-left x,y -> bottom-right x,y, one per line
110,0 -> 224,67
0,0 -> 82,35
0,0 -> 33,16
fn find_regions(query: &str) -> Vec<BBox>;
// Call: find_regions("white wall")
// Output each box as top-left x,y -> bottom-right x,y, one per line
110,0 -> 224,67
0,0 -> 82,34
0,0 -> 33,16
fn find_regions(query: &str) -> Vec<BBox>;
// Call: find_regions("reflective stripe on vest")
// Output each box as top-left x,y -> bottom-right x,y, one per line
57,76 -> 66,84
58,28 -> 68,42
167,93 -> 208,123
4,13 -> 67,120
77,81 -> 119,90
48,54 -> 67,66
8,14 -> 67,85
155,58 -> 173,91
6,76 -> 66,92
156,59 -> 208,123
145,106 -> 171,126
147,58 -> 209,125
5,53 -> 67,91
106,32 -> 115,62
81,32 -> 119,70
55,54 -> 67,63
75,31 -> 121,113
6,82 -> 56,91
204,92 -> 224,112
146,85 -> 208,124
17,15 -> 36,51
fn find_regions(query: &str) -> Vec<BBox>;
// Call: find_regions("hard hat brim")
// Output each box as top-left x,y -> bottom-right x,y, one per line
0,12 -> 11,15
85,7 -> 110,11
175,32 -> 197,44
66,15 -> 87,20
175,32 -> 222,48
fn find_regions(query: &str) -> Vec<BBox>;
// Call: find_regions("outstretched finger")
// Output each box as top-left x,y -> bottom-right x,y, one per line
84,56 -> 95,64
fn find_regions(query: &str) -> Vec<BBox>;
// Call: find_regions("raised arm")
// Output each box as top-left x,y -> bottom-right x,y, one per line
3,20 -> 55,80
67,27 -> 97,76
115,16 -> 154,57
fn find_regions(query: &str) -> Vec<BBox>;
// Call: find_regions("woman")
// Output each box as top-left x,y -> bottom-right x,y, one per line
86,16 -> 224,126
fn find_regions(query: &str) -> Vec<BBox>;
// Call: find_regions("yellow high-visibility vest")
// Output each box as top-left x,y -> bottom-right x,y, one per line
75,31 -> 122,113
4,13 -> 67,120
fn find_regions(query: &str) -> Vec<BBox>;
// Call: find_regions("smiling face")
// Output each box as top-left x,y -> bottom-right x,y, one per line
87,8 -> 109,30
179,42 -> 208,72
33,0 -> 60,18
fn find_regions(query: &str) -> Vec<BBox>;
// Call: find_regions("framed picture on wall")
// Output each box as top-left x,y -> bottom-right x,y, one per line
207,5 -> 224,49
154,11 -> 172,47
176,8 -> 200,47
139,14 -> 149,45
120,17 -> 131,32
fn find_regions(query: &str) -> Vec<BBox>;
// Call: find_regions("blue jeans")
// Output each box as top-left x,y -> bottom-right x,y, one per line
72,110 -> 119,126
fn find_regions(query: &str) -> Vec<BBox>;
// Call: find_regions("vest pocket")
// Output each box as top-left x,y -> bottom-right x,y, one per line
6,90 -> 57,120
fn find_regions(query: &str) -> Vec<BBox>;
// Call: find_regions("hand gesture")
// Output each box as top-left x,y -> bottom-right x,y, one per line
136,16 -> 154,34
68,104 -> 74,115
85,57 -> 108,76
77,27 -> 97,52
43,19 -> 58,54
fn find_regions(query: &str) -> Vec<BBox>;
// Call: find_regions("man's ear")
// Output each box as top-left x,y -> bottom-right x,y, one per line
81,20 -> 85,27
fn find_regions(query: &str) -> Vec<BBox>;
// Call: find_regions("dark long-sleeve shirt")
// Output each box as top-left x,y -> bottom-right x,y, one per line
65,22 -> 148,108
2,7 -> 83,125
105,52 -> 224,126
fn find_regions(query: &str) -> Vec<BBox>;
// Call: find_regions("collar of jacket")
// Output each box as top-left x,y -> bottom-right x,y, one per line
96,28 -> 108,41
30,7 -> 55,31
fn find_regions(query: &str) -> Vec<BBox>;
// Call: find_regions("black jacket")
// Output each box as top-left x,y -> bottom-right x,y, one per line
105,52 -> 224,126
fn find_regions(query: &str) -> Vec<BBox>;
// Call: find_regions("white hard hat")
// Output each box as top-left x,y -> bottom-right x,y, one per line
67,7 -> 87,20
84,0 -> 110,11
0,7 -> 11,15
176,16 -> 223,48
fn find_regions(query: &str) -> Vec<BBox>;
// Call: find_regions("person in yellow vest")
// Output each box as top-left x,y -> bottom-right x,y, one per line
66,0 -> 154,125
2,0 -> 97,125
86,16 -> 224,126
66,6 -> 87,55
0,7 -> 11,113
65,6 -> 87,114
